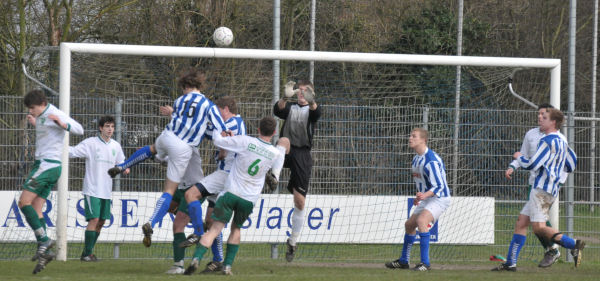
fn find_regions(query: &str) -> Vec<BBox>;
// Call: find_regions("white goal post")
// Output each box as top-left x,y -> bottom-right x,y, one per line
57,42 -> 561,261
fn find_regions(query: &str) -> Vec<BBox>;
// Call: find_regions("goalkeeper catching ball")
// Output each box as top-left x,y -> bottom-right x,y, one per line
273,80 -> 322,262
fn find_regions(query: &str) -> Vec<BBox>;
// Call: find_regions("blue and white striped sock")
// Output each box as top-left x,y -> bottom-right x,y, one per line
149,192 -> 172,228
560,235 -> 576,249
212,232 -> 224,262
119,145 -> 153,170
399,233 -> 416,264
188,200 -> 204,236
419,232 -> 431,266
506,234 -> 526,266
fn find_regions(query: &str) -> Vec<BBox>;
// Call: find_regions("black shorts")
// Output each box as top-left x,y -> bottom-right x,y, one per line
284,147 -> 313,197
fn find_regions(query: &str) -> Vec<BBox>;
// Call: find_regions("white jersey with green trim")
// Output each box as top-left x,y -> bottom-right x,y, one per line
35,104 -> 84,161
212,131 -> 285,204
69,136 -> 125,199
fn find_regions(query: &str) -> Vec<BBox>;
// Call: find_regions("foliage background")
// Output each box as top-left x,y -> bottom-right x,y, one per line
0,0 -> 598,110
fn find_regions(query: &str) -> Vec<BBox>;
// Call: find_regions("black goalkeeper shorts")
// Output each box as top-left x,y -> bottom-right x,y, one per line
284,147 -> 313,197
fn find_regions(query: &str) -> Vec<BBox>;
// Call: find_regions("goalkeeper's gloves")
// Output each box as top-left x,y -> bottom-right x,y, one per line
284,81 -> 300,99
302,86 -> 316,105
264,169 -> 279,192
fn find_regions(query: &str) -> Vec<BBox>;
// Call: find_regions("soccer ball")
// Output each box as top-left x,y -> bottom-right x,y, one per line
213,27 -> 234,47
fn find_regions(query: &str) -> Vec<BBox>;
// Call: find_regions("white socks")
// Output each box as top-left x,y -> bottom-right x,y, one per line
289,207 -> 305,246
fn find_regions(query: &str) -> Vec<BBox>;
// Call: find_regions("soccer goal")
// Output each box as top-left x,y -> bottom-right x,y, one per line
0,43 -> 561,263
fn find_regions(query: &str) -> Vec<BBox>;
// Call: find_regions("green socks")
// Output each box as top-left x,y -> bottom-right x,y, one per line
193,245 -> 209,260
173,232 -> 186,262
224,244 -> 240,266
20,205 -> 47,242
83,230 -> 96,256
39,217 -> 46,231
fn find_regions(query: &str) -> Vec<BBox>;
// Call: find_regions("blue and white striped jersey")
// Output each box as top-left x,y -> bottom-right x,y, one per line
205,115 -> 247,171
411,148 -> 451,198
165,92 -> 226,147
516,132 -> 577,197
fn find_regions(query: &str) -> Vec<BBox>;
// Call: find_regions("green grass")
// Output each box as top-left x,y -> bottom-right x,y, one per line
0,259 -> 598,281
3,241 -> 596,264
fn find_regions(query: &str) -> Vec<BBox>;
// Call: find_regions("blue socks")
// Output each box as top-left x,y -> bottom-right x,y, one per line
118,145 -> 153,170
149,192 -> 172,228
419,232 -> 431,266
506,234 -> 526,266
188,201 -> 204,236
212,232 -> 224,262
399,233 -> 415,264
560,235 -> 576,249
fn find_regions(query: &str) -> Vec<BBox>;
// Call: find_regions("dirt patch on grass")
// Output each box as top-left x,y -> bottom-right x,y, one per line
283,262 -> 567,272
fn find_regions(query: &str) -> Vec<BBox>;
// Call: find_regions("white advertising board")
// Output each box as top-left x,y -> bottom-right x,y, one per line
0,191 -> 494,244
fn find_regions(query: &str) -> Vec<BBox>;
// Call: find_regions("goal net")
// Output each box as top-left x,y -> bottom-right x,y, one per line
0,44 -> 560,263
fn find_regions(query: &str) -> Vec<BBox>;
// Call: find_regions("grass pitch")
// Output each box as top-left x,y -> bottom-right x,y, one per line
0,259 -> 598,281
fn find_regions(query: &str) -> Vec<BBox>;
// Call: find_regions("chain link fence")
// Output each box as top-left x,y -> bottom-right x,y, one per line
1,93 -> 597,262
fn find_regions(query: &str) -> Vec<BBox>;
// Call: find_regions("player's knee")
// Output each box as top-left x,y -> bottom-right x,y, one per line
515,215 -> 529,229
531,222 -> 544,234
17,199 -> 27,208
293,191 -> 305,209
404,220 -> 416,231
94,219 -> 106,231
205,217 -> 214,227
228,227 -> 241,242
277,137 -> 290,153
293,198 -> 305,210
87,218 -> 99,229
18,194 -> 33,208
416,218 -> 430,229
184,187 -> 200,202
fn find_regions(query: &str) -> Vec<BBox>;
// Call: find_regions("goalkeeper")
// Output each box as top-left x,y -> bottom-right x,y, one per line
273,80 -> 322,262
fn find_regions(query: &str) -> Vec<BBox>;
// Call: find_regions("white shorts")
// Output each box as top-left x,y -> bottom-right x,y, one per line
178,152 -> 204,190
155,130 -> 201,183
520,188 -> 555,222
206,194 -> 218,204
199,170 -> 228,198
412,196 -> 451,222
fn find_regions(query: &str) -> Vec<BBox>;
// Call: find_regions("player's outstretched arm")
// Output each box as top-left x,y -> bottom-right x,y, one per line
48,113 -> 84,135
69,140 -> 89,158
565,146 -> 577,173
302,86 -> 316,105
516,142 -> 550,171
212,129 -> 245,153
284,81 -> 299,99
159,105 -> 174,116
504,167 -> 514,179
208,104 -> 227,132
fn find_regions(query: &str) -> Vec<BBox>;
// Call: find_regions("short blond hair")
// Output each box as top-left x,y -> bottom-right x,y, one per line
411,128 -> 428,142
546,108 -> 565,130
